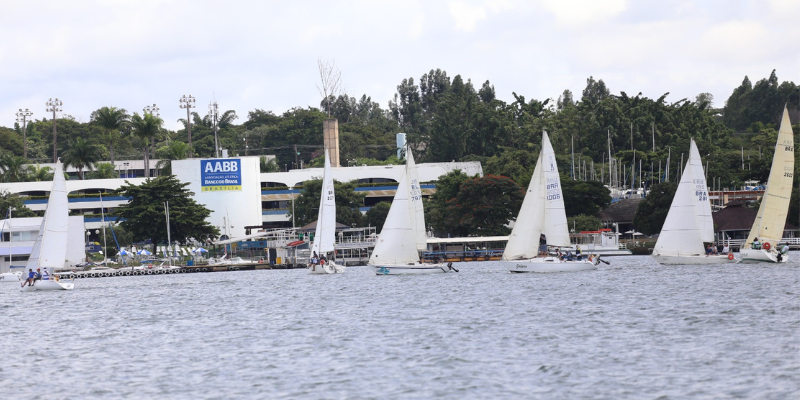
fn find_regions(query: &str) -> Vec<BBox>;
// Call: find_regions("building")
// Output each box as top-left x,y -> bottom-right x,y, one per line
0,158 -> 483,241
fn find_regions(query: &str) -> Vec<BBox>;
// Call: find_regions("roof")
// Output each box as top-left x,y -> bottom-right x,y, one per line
713,202 -> 797,232
596,198 -> 643,223
298,220 -> 351,232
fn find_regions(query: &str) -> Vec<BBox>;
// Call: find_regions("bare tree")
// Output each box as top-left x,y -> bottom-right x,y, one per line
317,58 -> 342,117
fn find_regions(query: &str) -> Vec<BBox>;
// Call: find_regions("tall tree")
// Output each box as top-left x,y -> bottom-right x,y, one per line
0,190 -> 37,217
130,112 -> 163,178
0,154 -> 30,182
442,175 -> 524,236
113,176 -> 219,251
62,137 -> 101,179
90,106 -> 130,166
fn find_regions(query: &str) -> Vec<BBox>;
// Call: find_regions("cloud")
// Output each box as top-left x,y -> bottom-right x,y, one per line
539,0 -> 627,27
448,0 -> 513,32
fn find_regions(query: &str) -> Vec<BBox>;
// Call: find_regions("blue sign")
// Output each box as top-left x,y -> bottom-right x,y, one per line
201,159 -> 242,191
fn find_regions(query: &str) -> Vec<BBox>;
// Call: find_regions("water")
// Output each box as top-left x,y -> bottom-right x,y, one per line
1,256 -> 799,399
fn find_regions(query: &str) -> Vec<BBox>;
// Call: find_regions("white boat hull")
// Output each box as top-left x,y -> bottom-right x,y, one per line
652,254 -> 738,265
0,272 -> 21,283
502,256 -> 598,273
308,261 -> 346,274
739,248 -> 788,263
371,262 -> 457,275
20,279 -> 74,291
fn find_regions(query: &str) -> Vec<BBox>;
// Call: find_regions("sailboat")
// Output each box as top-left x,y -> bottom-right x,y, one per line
740,107 -> 795,263
309,150 -> 345,274
500,131 -> 600,273
369,146 -> 457,275
21,160 -> 74,291
652,139 -> 736,264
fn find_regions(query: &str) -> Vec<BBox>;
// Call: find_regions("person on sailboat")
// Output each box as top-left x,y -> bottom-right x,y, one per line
722,244 -> 730,254
752,238 -> 761,250
34,268 -> 42,283
42,268 -> 50,280
538,234 -> 547,256
22,269 -> 35,287
575,246 -> 583,261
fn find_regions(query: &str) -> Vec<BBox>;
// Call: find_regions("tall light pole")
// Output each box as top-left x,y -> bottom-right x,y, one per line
179,94 -> 196,157
208,101 -> 219,158
143,104 -> 160,175
46,98 -> 63,162
15,108 -> 33,159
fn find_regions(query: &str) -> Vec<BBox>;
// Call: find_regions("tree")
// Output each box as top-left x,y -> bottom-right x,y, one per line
426,170 -> 471,234
0,154 -> 30,182
317,58 -> 342,117
567,214 -> 603,233
112,176 -> 219,251
90,106 -> 130,166
129,112 -> 163,178
88,163 -> 118,179
442,175 -> 524,236
364,201 -> 391,233
0,190 -> 37,217
633,182 -> 677,235
155,141 -> 191,176
25,164 -> 54,182
62,137 -> 101,179
561,180 -> 612,217
260,156 -> 280,172
287,179 -> 366,227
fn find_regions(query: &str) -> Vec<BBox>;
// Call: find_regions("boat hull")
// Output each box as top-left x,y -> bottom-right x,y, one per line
738,248 -> 788,263
20,279 -> 74,291
371,263 -> 456,275
502,257 -> 598,273
0,272 -> 21,284
308,261 -> 346,274
652,254 -> 738,265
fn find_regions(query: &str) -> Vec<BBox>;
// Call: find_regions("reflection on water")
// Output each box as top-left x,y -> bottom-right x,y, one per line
1,256 -> 798,399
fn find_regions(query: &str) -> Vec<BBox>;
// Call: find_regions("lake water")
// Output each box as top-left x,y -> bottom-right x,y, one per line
1,256 -> 799,399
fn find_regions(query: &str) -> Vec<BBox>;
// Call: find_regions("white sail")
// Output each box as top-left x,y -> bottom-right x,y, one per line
653,140 -> 706,256
687,140 -> 714,243
503,131 -> 570,260
405,148 -> 428,251
311,150 -> 336,254
746,107 -> 794,246
368,158 -> 419,266
27,160 -> 69,270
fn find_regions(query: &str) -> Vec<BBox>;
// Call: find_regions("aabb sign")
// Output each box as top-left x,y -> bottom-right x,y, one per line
200,159 -> 242,191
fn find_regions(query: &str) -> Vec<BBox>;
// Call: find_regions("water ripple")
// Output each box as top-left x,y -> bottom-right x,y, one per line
1,257 -> 799,398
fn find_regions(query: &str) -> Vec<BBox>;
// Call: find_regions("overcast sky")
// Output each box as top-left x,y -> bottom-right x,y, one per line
1,0 -> 798,131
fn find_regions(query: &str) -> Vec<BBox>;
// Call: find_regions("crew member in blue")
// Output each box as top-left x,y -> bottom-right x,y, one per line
22,269 -> 35,287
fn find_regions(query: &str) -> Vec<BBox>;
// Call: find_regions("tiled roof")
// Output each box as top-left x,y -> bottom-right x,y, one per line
713,202 -> 797,231
596,198 -> 643,223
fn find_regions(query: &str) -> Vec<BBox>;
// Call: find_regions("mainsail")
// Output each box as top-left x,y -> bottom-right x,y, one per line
311,150 -> 336,255
746,107 -> 795,245
653,139 -> 707,256
368,153 -> 420,265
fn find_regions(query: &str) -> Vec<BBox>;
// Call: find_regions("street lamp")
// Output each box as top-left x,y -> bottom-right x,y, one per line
46,98 -> 63,163
179,94 -> 196,156
143,103 -> 160,117
15,108 -> 33,159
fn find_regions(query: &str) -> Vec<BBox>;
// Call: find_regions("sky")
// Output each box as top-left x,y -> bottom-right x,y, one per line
1,0 -> 798,131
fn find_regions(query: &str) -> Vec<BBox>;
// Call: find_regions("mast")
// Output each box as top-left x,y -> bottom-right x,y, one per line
571,135 -> 575,180
100,194 -> 108,265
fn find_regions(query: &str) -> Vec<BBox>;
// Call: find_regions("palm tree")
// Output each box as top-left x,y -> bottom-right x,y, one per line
62,137 -> 101,179
0,154 -> 30,182
155,141 -> 190,176
130,112 -> 163,178
89,162 -> 118,179
26,164 -> 54,182
90,106 -> 130,167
